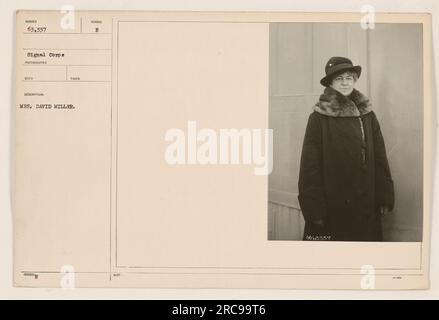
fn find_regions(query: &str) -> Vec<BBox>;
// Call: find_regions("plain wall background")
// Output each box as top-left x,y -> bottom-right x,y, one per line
268,23 -> 423,241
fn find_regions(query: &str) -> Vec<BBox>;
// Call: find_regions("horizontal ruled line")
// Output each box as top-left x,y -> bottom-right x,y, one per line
23,32 -> 111,34
117,265 -> 423,270
23,48 -> 111,51
22,80 -> 111,83
22,64 -> 111,67
20,270 -> 425,276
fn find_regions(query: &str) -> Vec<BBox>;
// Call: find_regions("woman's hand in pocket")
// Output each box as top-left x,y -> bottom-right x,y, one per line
380,206 -> 391,216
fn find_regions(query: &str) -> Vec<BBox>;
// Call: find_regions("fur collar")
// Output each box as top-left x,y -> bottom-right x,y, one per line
313,87 -> 372,117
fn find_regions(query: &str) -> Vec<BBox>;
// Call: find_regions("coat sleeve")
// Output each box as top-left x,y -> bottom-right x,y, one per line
298,112 -> 327,223
371,111 -> 395,211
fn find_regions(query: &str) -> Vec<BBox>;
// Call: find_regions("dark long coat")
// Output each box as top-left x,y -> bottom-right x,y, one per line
298,87 -> 394,241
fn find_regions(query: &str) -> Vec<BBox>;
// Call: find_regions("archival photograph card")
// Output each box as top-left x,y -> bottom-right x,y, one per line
13,10 -> 432,289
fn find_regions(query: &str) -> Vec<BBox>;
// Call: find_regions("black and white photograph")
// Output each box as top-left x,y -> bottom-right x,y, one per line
268,22 -> 423,242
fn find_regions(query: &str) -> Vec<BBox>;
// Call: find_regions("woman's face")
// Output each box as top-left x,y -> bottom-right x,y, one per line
330,72 -> 356,96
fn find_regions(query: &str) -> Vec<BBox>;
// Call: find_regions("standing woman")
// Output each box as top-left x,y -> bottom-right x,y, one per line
298,56 -> 395,241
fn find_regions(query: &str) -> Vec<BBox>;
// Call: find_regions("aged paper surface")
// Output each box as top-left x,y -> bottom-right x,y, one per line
14,11 -> 432,289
